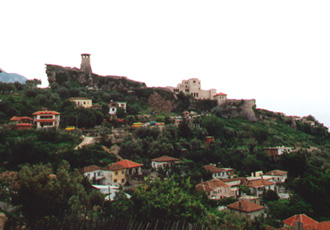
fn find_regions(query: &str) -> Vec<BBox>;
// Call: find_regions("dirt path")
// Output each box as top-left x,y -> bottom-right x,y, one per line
74,136 -> 97,150
102,145 -> 123,160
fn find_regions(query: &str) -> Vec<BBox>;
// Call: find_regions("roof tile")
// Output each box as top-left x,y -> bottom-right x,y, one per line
227,200 -> 264,213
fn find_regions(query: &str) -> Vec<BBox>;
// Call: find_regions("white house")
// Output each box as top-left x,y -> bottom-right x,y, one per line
81,165 -> 105,184
264,170 -> 288,184
151,156 -> 180,170
32,110 -> 60,129
204,164 -> 236,179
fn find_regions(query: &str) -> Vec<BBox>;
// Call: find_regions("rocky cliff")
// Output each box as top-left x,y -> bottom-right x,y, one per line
220,99 -> 257,121
45,64 -> 147,91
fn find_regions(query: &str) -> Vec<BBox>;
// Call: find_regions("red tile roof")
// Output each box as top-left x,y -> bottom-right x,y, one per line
16,123 -> 33,127
204,164 -> 234,173
152,156 -> 180,162
196,179 -> 229,192
227,200 -> 264,213
243,179 -> 275,188
115,159 -> 143,169
81,165 -> 101,173
213,92 -> 227,96
282,214 -> 318,227
103,160 -> 143,171
10,116 -> 33,121
312,221 -> 330,230
33,111 -> 60,115
265,170 -> 288,176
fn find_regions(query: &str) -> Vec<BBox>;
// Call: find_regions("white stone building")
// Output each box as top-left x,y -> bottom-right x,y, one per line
167,78 -> 217,100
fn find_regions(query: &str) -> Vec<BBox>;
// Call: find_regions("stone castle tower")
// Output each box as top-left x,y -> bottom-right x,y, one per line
80,53 -> 92,74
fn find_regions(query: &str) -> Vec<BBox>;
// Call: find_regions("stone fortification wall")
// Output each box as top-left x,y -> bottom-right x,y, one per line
45,64 -> 146,91
220,99 -> 257,121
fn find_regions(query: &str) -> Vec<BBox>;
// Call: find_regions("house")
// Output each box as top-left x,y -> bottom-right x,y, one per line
222,177 -> 246,197
9,116 -> 33,130
242,179 -> 276,197
151,155 -> 180,170
32,110 -> 60,129
69,97 -> 92,108
102,160 -> 143,186
203,164 -> 236,179
283,214 -> 318,229
227,200 -> 265,219
109,101 -> 126,115
264,146 -> 294,160
81,165 -> 104,184
264,170 -> 288,184
196,179 -> 236,200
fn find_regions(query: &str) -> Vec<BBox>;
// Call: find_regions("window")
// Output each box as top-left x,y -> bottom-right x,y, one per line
121,170 -> 125,174
114,179 -> 117,183
115,172 -> 118,176
122,179 -> 125,183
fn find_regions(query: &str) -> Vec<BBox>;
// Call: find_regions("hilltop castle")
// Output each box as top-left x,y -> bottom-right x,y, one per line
167,78 -> 216,100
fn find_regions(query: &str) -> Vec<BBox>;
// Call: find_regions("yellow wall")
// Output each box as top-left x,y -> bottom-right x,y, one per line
70,98 -> 92,108
112,169 -> 126,185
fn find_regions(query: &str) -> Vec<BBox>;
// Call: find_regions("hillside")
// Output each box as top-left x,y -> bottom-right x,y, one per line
1,79 -> 330,229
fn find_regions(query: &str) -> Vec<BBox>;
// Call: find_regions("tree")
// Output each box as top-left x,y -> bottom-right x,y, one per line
25,79 -> 41,88
116,107 -> 126,118
10,161 -> 103,226
131,177 -> 206,223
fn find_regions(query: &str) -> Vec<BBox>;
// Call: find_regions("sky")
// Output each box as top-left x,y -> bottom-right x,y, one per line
1,0 -> 330,127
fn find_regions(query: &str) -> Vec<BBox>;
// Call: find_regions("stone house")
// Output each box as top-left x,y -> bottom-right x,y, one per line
196,179 -> 236,200
227,200 -> 265,219
32,110 -> 60,129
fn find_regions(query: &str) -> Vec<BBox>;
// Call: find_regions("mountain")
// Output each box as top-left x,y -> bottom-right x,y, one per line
0,69 -> 27,83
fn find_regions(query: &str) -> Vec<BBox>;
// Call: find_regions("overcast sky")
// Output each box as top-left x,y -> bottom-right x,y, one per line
1,1 -> 330,127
